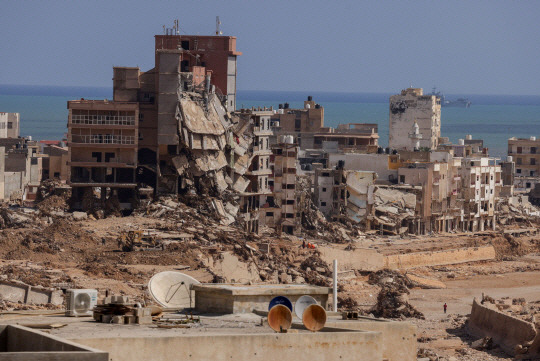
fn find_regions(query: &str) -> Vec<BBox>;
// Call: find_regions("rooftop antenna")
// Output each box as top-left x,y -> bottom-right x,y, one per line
215,16 -> 222,35
174,19 -> 180,35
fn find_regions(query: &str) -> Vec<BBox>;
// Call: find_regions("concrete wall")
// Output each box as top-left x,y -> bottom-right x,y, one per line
0,280 -> 63,305
320,247 -> 384,271
4,171 -> 23,200
325,318 -> 417,361
0,113 -> 8,138
468,298 -> 537,356
77,329 -> 383,361
328,153 -> 398,183
383,246 -> 496,270
7,113 -> 20,138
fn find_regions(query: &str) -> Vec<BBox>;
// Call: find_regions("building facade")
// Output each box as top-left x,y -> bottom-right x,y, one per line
389,88 -> 441,150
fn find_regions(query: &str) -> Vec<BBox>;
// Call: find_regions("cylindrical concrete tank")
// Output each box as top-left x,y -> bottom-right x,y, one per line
507,156 -> 513,162
466,134 -> 472,140
458,139 -> 465,145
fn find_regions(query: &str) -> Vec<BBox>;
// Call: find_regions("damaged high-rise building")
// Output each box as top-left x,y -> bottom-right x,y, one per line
67,24 -> 244,212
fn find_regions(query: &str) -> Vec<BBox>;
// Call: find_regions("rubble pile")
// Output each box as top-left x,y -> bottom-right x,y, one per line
372,186 -> 417,235
482,296 -> 540,324
297,177 -> 360,243
497,195 -> 540,227
169,92 -> 253,199
0,206 -> 33,229
36,179 -> 71,216
368,269 -> 424,319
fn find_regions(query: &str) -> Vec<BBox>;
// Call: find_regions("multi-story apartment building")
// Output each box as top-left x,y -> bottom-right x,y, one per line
262,137 -> 300,234
67,100 -> 139,209
271,97 -> 378,151
508,136 -> 540,192
389,88 -> 441,150
459,157 -> 502,231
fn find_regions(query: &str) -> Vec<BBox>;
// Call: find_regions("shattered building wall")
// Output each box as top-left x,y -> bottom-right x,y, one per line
389,88 -> 441,150
314,167 -> 376,225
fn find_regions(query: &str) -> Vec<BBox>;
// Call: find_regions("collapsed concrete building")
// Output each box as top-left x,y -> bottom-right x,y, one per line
66,25 -> 243,210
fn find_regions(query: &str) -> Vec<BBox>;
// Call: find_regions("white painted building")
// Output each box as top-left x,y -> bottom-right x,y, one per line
389,88 -> 441,150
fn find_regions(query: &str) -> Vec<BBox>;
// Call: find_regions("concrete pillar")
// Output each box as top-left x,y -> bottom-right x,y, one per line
333,260 -> 338,312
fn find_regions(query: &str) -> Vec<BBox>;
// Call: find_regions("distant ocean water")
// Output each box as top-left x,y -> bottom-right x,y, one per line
1,85 -> 539,159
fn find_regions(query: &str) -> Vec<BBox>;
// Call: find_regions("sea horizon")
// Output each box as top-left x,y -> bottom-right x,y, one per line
0,84 -> 539,159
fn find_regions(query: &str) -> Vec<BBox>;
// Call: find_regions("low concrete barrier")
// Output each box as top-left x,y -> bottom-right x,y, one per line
77,329 -> 383,361
468,298 -> 537,355
325,317 -> 417,361
320,247 -> 384,271
0,280 -> 63,305
383,246 -> 496,270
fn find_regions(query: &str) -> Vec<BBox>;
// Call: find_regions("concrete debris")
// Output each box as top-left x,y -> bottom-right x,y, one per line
93,296 -> 161,325
368,269 -> 424,319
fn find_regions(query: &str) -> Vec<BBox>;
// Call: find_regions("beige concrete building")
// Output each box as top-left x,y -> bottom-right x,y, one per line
389,88 -> 441,150
508,136 -> 540,192
314,167 -> 376,223
271,97 -> 378,151
42,144 -> 69,181
0,138 -> 43,202
262,137 -> 300,234
0,112 -> 20,138
67,100 -> 138,210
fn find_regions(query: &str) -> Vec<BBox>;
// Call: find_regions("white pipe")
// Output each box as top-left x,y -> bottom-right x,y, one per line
333,259 -> 338,312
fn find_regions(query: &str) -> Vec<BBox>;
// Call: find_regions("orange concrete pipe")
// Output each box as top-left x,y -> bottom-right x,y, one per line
302,304 -> 326,332
268,304 -> 293,332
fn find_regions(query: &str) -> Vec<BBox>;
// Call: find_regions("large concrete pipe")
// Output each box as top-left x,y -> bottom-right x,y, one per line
302,304 -> 327,332
268,304 -> 293,332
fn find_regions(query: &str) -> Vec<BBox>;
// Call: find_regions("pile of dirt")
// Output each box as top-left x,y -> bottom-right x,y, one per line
0,264 -> 72,288
490,233 -> 534,259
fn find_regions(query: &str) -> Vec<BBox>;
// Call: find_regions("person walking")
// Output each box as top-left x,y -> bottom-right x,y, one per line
443,303 -> 447,314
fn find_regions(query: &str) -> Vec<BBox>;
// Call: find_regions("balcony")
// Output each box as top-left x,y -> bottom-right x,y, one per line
71,115 -> 135,126
71,135 -> 135,145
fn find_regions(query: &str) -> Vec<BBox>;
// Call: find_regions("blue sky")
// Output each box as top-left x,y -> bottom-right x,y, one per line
1,0 -> 539,95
